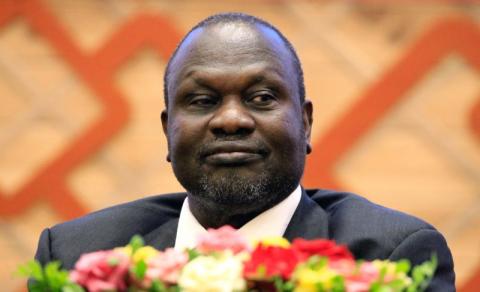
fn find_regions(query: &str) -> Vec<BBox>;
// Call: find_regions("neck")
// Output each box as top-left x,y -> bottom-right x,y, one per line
187,196 -> 273,229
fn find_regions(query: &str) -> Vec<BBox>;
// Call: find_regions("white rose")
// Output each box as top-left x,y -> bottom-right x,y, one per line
179,252 -> 246,292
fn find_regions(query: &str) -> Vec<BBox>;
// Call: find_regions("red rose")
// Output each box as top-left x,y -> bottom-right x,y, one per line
243,244 -> 301,280
292,238 -> 354,262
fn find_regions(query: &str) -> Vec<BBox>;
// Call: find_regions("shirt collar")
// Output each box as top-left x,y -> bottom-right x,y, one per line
174,185 -> 302,251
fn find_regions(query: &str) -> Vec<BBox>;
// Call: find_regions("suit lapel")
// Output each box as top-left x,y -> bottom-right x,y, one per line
144,218 -> 179,250
283,188 -> 329,241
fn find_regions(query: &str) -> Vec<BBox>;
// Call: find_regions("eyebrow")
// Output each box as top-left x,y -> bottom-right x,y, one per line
244,75 -> 266,89
192,74 -> 283,96
176,63 -> 288,96
191,76 -> 217,92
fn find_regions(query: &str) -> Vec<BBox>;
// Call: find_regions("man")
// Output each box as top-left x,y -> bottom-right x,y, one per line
33,13 -> 455,290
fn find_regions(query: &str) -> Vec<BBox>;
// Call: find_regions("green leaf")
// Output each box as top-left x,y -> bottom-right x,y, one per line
306,256 -> 327,270
20,261 -> 73,292
331,275 -> 345,292
369,283 -> 392,292
377,286 -> 392,292
273,276 -> 284,291
168,285 -> 181,292
273,276 -> 294,292
406,285 -> 416,292
369,282 -> 380,292
44,261 -> 72,291
314,282 -> 325,292
413,266 -> 426,283
47,262 -> 68,284
411,254 -> 438,292
129,235 -> 145,254
17,260 -> 44,281
187,248 -> 200,261
131,259 -> 148,280
387,279 -> 408,290
149,280 -> 167,292
29,283 -> 48,292
377,265 -> 387,284
62,283 -> 86,292
395,259 -> 411,274
282,280 -> 295,292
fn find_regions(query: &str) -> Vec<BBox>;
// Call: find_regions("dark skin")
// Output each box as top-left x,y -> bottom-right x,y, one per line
162,23 -> 313,229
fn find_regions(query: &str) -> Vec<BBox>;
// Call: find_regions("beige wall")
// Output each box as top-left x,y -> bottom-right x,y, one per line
0,0 -> 479,290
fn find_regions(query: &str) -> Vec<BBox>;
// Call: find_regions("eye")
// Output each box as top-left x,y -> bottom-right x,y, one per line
247,92 -> 277,108
188,95 -> 218,108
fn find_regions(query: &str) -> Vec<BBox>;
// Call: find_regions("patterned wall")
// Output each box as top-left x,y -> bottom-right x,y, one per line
0,0 -> 479,290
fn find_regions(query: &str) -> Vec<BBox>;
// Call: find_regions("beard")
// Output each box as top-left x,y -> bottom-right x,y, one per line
171,132 -> 307,215
183,162 -> 302,215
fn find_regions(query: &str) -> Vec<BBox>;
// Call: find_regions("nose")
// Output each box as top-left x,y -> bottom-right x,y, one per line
209,98 -> 255,137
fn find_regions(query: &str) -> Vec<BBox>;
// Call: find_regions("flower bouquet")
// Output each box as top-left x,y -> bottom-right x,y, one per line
20,226 -> 437,292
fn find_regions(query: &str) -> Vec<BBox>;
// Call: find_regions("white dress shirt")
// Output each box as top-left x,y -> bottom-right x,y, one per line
174,185 -> 302,251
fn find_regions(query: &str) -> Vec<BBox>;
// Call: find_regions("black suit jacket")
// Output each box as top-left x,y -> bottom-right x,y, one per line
34,189 -> 455,291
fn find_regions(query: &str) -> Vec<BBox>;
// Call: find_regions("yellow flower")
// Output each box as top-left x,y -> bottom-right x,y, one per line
133,246 -> 159,263
373,260 -> 411,286
373,260 -> 395,272
114,245 -> 160,263
254,236 -> 290,248
294,266 -> 338,292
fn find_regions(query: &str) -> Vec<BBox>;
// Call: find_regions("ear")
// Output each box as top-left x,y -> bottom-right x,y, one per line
161,110 -> 171,162
302,100 -> 313,154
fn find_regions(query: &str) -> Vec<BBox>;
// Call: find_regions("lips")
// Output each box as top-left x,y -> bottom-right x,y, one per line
201,142 -> 268,166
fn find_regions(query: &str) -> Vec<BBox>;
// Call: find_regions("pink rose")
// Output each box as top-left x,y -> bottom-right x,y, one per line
329,258 -> 356,275
138,248 -> 188,287
346,281 -> 371,292
70,250 -> 129,292
345,262 -> 380,292
196,225 -> 249,254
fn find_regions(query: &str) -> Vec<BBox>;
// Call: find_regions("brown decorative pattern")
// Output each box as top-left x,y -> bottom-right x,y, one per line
0,0 -> 478,290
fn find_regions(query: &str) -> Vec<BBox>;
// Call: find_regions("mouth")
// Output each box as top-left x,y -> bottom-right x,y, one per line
201,142 -> 268,166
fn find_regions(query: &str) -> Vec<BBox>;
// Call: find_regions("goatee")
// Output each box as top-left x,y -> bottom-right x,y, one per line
190,170 -> 298,213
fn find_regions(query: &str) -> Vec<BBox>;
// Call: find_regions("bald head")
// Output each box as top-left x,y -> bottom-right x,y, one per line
163,13 -> 305,108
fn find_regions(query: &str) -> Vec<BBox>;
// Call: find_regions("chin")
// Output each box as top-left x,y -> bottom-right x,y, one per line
185,169 -> 299,212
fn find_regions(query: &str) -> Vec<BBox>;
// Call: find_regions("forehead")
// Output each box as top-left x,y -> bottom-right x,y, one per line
167,23 -> 297,97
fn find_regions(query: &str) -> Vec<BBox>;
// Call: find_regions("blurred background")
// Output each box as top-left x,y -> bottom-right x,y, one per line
0,0 -> 479,290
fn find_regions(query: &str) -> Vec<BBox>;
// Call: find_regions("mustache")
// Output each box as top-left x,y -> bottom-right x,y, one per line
197,139 -> 270,158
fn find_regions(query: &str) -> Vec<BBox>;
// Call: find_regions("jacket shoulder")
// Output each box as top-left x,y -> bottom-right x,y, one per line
306,189 -> 434,258
43,193 -> 186,267
51,192 -> 185,234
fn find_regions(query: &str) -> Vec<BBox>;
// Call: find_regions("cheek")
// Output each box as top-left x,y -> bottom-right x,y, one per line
273,112 -> 306,153
269,110 -> 304,138
168,116 -> 207,154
